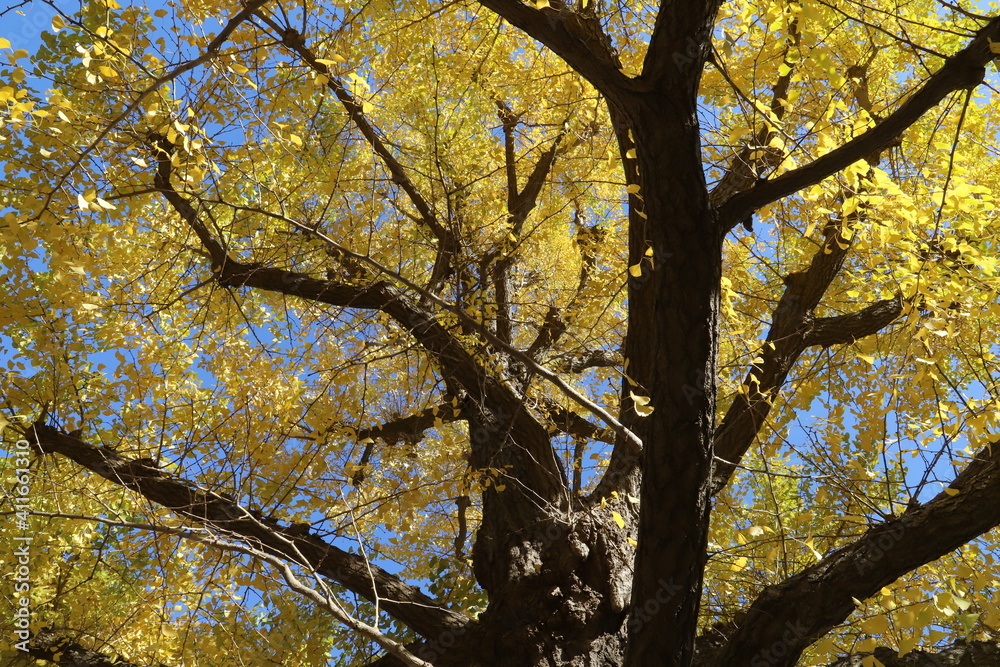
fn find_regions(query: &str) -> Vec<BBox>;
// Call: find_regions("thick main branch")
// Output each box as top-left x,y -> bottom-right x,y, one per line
711,442 -> 1000,666
25,423 -> 470,640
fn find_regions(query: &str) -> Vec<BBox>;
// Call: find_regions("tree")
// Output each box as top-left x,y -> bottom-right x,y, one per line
2,0 -> 1000,663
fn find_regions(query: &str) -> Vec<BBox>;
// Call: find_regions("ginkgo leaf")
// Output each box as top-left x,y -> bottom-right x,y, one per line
317,54 -> 347,65
611,511 -> 625,529
630,391 -> 654,416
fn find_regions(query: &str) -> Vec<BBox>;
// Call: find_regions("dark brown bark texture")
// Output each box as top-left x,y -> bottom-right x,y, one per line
17,2 -> 1000,667
17,628 -> 999,667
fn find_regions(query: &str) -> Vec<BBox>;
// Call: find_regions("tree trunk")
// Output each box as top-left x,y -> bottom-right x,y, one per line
617,89 -> 723,665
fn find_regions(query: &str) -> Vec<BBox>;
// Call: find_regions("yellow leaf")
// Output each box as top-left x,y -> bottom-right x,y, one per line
0,38 -> 10,49
943,487 -> 960,496
628,263 -> 642,277
731,556 -> 748,571
626,183 -> 641,194
289,134 -> 303,146
859,614 -> 890,634
630,391 -> 654,416
77,194 -> 90,211
347,71 -> 370,94
611,511 -> 625,529
317,54 -> 347,66
626,148 -> 636,159
51,15 -> 66,32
